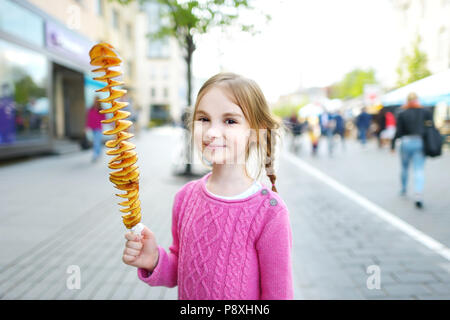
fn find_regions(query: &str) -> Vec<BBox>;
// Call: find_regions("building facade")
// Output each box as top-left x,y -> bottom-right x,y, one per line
0,0 -> 185,159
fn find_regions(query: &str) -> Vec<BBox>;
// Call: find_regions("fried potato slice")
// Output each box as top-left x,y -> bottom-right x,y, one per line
103,120 -> 132,135
108,156 -> 137,169
101,110 -> 130,124
106,141 -> 135,155
99,101 -> 128,114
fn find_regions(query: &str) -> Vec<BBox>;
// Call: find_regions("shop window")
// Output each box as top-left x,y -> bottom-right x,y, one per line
0,0 -> 44,47
0,39 -> 49,145
112,9 -> 120,30
96,0 -> 103,16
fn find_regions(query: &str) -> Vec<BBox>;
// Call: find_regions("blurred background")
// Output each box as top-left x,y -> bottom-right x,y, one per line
0,0 -> 449,300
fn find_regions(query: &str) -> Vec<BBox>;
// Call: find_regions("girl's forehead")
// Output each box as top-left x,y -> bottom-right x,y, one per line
197,86 -> 242,115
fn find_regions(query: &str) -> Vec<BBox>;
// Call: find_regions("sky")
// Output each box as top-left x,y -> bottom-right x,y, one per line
192,0 -> 401,103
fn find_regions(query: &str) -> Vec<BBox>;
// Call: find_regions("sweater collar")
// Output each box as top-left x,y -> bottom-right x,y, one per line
200,171 -> 268,204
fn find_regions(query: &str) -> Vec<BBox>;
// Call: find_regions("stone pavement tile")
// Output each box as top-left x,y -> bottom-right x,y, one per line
391,271 -> 441,283
349,271 -> 399,288
91,282 -> 117,300
416,294 -> 450,300
298,286 -> 365,300
55,285 -> 78,300
161,287 -> 178,300
110,283 -> 135,300
127,281 -> 151,300
370,296 -> 417,300
423,283 -> 450,295
143,285 -> 165,300
433,272 -> 450,283
356,287 -> 390,299
402,262 -> 450,274
37,281 -> 69,300
382,283 -> 434,297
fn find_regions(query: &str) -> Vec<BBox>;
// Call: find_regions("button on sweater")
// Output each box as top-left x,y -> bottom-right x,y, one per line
137,171 -> 294,300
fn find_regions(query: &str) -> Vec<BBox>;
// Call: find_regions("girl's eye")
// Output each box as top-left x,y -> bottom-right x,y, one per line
225,119 -> 237,125
197,117 -> 209,122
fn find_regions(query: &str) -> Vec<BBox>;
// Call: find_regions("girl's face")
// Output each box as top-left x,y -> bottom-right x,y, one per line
193,86 -> 252,165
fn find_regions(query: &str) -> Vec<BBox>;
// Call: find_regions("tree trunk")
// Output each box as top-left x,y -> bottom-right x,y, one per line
183,34 -> 195,175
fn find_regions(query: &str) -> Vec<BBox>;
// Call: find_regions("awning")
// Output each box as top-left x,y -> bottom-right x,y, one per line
382,69 -> 450,107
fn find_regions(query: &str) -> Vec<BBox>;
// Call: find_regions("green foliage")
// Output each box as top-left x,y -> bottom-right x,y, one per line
329,68 -> 377,100
396,35 -> 431,87
272,99 -> 309,119
14,75 -> 46,105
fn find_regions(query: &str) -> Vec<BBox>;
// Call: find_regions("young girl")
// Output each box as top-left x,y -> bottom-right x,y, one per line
122,72 -> 294,300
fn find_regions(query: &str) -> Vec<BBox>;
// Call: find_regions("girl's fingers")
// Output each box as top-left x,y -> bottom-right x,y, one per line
124,247 -> 140,256
124,232 -> 137,241
126,240 -> 143,250
123,254 -> 136,263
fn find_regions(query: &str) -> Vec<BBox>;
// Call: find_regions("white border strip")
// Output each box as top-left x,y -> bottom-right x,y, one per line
283,152 -> 450,261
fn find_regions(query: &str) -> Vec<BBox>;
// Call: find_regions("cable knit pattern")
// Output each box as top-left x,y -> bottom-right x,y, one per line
137,171 -> 293,300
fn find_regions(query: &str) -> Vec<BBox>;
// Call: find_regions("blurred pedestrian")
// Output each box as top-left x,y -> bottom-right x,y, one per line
288,111 -> 303,153
85,96 -> 106,162
333,111 -> 346,150
391,92 -> 432,209
380,110 -> 396,147
374,108 -> 386,148
356,107 -> 372,145
307,116 -> 320,156
323,112 -> 336,157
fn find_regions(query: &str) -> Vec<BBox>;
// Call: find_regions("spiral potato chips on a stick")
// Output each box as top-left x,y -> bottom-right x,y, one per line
89,42 -> 143,233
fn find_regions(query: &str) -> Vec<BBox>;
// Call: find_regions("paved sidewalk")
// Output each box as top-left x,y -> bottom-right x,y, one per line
0,126 -> 449,299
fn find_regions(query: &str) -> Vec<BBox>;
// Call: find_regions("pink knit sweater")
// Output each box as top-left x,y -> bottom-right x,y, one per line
137,171 -> 294,300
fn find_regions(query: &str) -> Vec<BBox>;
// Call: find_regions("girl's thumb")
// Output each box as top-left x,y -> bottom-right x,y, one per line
140,224 -> 152,238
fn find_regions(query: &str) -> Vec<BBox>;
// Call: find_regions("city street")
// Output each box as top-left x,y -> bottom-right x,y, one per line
0,127 -> 449,300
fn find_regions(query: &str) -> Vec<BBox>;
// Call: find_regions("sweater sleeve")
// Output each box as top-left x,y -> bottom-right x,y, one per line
137,190 -> 183,288
256,206 -> 294,300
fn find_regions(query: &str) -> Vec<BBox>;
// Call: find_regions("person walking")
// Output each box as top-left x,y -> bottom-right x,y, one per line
356,107 -> 372,145
391,92 -> 432,209
288,111 -> 302,153
380,110 -> 396,147
85,97 -> 106,162
333,111 -> 346,150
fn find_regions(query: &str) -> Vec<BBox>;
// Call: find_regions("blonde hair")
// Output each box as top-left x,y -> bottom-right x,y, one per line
185,72 -> 287,192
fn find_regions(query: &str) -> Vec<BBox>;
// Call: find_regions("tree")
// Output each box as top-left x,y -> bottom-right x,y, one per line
396,35 -> 431,87
114,0 -> 269,175
329,68 -> 377,100
115,0 -> 268,107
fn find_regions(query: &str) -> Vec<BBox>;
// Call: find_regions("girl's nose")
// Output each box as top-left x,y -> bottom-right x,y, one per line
204,123 -> 222,140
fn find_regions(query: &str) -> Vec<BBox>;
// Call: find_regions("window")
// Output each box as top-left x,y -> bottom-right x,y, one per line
0,0 -> 44,47
127,61 -> 133,78
126,23 -> 132,40
112,9 -> 119,30
0,39 -> 49,144
96,0 -> 103,16
163,87 -> 169,98
162,66 -> 169,80
151,88 -> 156,98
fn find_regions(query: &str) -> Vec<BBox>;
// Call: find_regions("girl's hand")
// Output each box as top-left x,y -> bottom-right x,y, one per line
122,225 -> 159,272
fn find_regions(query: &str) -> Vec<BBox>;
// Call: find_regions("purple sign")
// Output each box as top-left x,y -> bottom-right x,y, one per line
45,21 -> 93,66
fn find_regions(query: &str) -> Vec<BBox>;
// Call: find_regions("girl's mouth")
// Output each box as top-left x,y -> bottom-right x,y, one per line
204,143 -> 226,149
